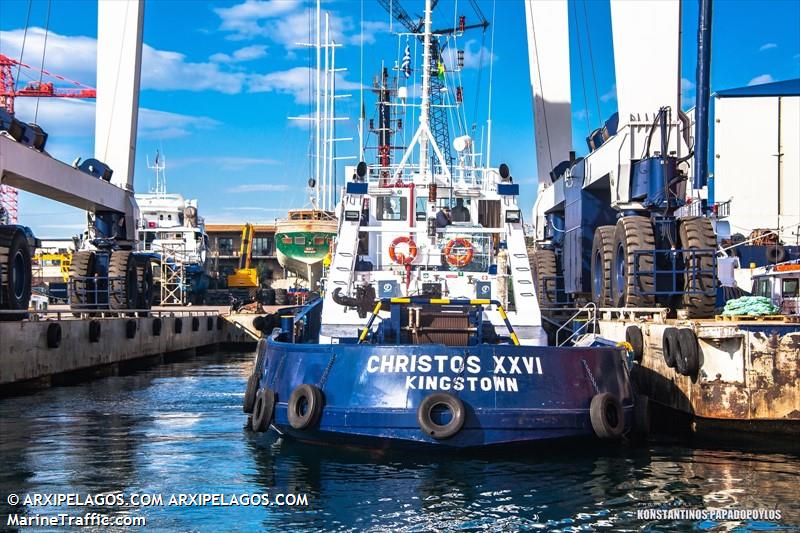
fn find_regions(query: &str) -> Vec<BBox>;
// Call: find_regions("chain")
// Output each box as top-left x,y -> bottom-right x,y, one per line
318,352 -> 337,389
581,359 -> 599,394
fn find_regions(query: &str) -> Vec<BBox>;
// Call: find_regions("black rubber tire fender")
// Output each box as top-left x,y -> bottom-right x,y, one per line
625,325 -> 645,364
192,317 -> 200,332
207,316 -> 214,331
590,226 -> 615,306
152,318 -> 162,336
417,392 -> 466,440
287,384 -> 325,430
676,328 -> 700,377
125,319 -> 137,339
88,320 -> 102,343
252,388 -> 276,432
174,318 -> 183,334
662,327 -> 681,368
766,245 -> 787,264
217,316 -> 224,330
243,374 -> 260,414
46,322 -> 62,348
589,392 -> 624,440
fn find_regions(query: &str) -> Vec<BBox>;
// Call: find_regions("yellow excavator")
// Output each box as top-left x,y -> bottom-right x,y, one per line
227,223 -> 259,298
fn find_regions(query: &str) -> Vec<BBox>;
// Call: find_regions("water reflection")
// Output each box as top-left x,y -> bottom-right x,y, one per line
0,351 -> 797,532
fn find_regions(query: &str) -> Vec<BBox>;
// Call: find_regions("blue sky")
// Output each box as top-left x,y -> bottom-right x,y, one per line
1,0 -> 798,238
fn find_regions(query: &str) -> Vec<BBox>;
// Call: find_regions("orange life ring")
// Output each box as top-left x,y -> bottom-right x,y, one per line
389,236 -> 418,265
444,238 -> 474,267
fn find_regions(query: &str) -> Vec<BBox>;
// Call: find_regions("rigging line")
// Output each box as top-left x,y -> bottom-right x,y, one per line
34,0 -> 53,123
13,0 -> 34,94
526,0 -> 554,175
472,30 -> 487,129
571,0 -> 591,132
582,0 -> 602,126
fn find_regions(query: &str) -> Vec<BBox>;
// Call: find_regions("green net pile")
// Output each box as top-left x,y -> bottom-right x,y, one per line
722,296 -> 779,316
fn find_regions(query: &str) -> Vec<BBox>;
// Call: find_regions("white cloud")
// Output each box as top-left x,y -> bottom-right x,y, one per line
573,109 -> 588,121
214,0 -> 304,40
248,66 -> 361,103
600,84 -> 616,103
210,45 -> 268,64
681,78 -> 695,92
0,27 -> 245,94
747,74 -> 775,86
759,42 -> 778,52
12,98 -> 219,142
214,1 -> 388,49
227,184 -> 290,193
442,39 -> 496,71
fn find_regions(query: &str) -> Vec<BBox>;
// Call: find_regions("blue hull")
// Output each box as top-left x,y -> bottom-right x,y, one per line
256,337 -> 635,449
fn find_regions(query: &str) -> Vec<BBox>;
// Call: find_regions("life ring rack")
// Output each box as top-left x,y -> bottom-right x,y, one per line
388,236 -> 418,265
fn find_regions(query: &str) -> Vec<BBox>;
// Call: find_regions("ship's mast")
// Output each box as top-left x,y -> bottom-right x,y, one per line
146,151 -> 166,197
418,0 -> 433,181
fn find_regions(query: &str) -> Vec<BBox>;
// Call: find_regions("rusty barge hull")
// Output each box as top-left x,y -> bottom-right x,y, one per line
597,313 -> 800,436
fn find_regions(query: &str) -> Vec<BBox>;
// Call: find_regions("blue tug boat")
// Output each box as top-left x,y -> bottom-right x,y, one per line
243,0 -> 640,449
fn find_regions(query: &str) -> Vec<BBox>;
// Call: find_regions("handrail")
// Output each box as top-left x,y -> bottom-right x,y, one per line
556,302 -> 597,347
358,297 -> 520,346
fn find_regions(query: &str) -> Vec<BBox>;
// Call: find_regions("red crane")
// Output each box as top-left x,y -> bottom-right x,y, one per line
0,53 -> 96,223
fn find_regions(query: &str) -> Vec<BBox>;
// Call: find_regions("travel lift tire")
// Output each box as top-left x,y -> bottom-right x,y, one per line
678,217 -> 717,318
0,230 -> 32,321
590,225 -> 615,307
530,248 -> 558,310
611,216 -> 655,308
135,258 -> 154,314
108,250 -> 138,311
69,250 -> 96,311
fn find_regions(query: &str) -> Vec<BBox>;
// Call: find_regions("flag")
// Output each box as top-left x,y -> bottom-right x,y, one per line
437,60 -> 445,81
401,45 -> 411,78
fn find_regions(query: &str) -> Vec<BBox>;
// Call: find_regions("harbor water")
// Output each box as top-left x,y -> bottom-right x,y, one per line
1,351 -> 798,532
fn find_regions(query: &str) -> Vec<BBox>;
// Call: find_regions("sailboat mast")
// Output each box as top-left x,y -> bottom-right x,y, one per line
314,0 -> 322,208
329,38 -> 337,210
322,13 -> 331,212
418,0 -> 433,181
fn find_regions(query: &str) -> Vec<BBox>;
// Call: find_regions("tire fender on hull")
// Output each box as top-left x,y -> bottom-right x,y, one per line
589,392 -> 624,440
417,392 -> 466,440
287,384 -> 325,430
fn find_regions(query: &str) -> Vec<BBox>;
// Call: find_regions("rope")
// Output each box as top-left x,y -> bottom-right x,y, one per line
572,0 -> 591,132
34,0 -> 52,123
13,0 -> 34,94
582,0 -> 602,127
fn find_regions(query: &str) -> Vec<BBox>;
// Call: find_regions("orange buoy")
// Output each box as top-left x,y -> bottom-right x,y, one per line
444,238 -> 474,267
389,236 -> 418,265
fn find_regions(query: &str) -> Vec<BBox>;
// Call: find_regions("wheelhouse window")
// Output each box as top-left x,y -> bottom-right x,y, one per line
294,236 -> 306,245
376,197 -> 407,221
782,278 -> 799,298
